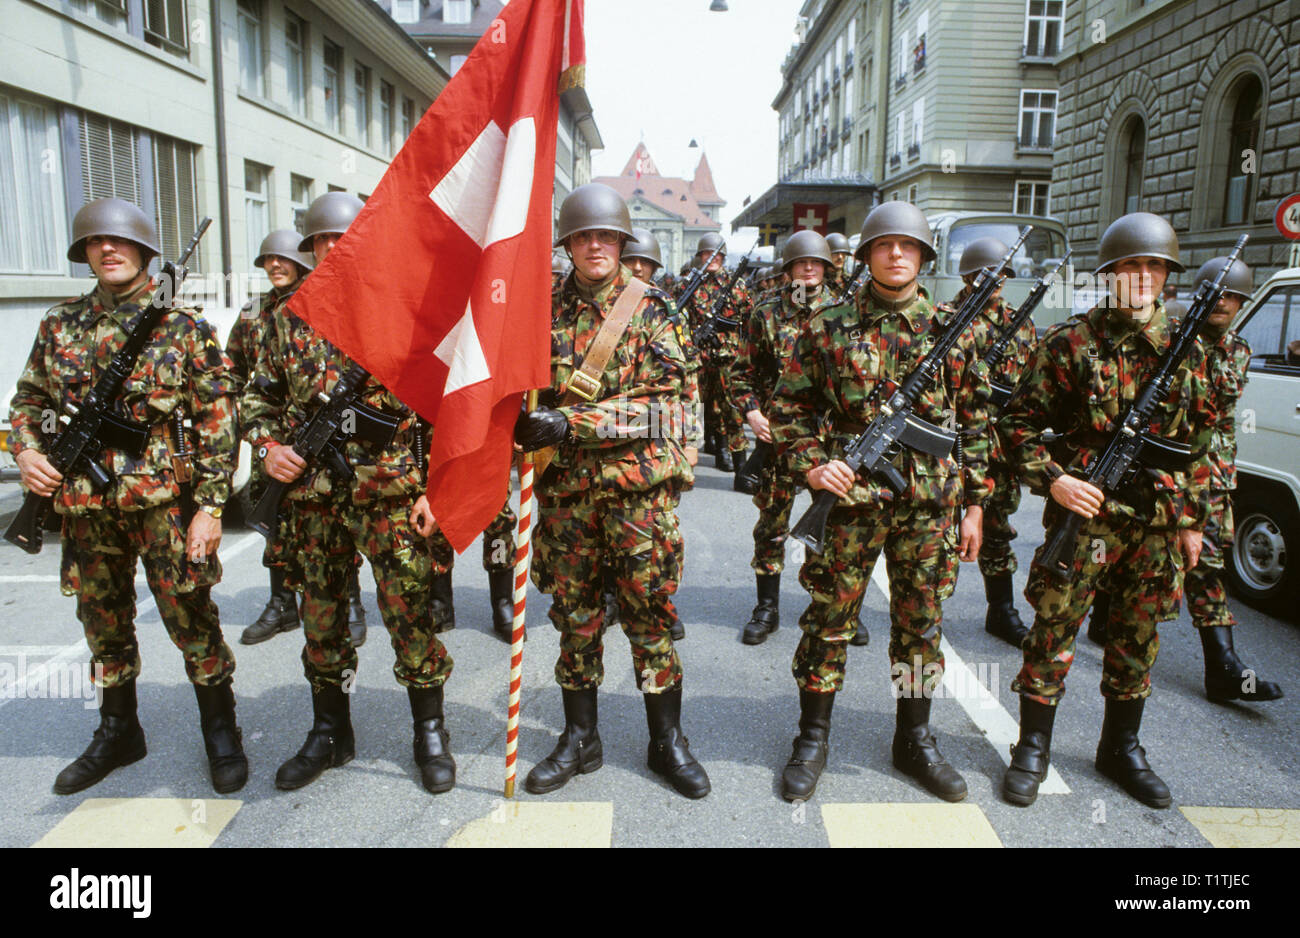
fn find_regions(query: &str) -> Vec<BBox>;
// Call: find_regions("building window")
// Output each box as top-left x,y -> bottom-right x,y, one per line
244,161 -> 271,268
908,184 -> 918,203
913,12 -> 928,73
379,81 -> 395,156
237,0 -> 265,98
897,28 -> 908,84
1222,75 -> 1262,227
323,40 -> 342,133
392,0 -> 420,24
1023,1 -> 1063,57
1018,90 -> 1056,148
401,97 -> 416,141
1122,116 -> 1145,214
443,0 -> 471,24
354,64 -> 372,148
144,0 -> 189,56
912,97 -> 924,149
450,54 -> 468,76
1015,180 -> 1051,216
844,74 -> 854,116
285,11 -> 307,117
895,112 -> 905,157
78,111 -> 140,204
0,92 -> 68,274
290,174 -> 312,230
154,134 -> 198,266
70,0 -> 127,29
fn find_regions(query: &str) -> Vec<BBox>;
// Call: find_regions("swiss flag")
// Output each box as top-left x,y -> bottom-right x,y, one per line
288,0 -> 585,552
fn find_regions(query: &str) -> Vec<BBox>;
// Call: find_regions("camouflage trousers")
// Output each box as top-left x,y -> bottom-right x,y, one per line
1013,511 -> 1183,705
977,456 -> 1022,578
532,485 -> 683,692
60,503 -> 234,689
752,461 -> 798,575
285,492 -> 451,690
1185,491 -> 1234,630
428,496 -> 517,575
702,360 -> 746,453
793,502 -> 958,695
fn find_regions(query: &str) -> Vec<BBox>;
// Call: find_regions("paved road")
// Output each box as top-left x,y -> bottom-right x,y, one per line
0,462 -> 1296,849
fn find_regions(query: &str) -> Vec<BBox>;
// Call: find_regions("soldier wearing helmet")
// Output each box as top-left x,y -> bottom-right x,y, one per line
767,201 -> 991,805
241,191 -> 458,796
999,212 -> 1216,810
11,197 -> 246,796
517,183 -> 709,800
825,231 -> 853,293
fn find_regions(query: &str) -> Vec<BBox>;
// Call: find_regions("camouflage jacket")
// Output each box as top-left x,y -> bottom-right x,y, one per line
542,265 -> 693,497
732,282 -> 836,418
226,285 -> 298,388
826,263 -> 850,297
768,284 -> 993,513
240,304 -> 423,503
681,268 -> 754,360
10,279 -> 237,514
999,301 -> 1215,529
1203,326 -> 1251,491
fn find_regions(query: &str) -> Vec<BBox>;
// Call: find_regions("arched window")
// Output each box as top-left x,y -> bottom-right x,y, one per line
1222,75 -> 1262,226
1122,116 -> 1146,214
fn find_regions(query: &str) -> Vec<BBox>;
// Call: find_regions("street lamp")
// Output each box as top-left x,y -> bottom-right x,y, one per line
710,1 -> 729,11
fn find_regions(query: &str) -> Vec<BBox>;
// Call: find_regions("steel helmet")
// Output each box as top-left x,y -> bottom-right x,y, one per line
855,201 -> 936,263
554,183 -> 633,246
622,227 -> 663,270
695,232 -> 727,258
781,230 -> 833,271
1193,256 -> 1253,299
255,229 -> 315,272
1094,212 -> 1184,274
298,192 -> 365,251
552,252 -> 569,275
957,237 -> 1016,279
67,198 -> 161,264
826,232 -> 851,256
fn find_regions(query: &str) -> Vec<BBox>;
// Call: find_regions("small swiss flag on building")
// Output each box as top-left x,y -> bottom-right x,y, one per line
288,0 -> 586,552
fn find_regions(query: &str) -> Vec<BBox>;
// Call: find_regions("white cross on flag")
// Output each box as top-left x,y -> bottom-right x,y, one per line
288,0 -> 586,552
792,202 -> 830,235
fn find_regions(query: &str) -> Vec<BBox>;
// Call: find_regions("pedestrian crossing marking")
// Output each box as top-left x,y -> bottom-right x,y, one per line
1179,807 -> 1300,848
821,802 -> 1003,848
444,801 -> 613,848
32,798 -> 242,848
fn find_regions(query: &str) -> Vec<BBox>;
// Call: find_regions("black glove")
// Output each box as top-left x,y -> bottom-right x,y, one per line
515,407 -> 570,451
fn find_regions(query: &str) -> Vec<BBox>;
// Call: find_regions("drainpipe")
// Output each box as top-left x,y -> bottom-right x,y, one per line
209,0 -> 233,277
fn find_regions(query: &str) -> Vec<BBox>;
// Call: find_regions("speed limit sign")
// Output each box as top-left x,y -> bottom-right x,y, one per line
1276,194 -> 1300,240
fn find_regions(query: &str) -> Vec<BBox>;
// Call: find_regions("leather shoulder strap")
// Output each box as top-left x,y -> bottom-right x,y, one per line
560,278 -> 648,406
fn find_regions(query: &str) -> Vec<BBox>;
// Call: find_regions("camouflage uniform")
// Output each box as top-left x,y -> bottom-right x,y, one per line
428,496 -> 517,575
532,265 -> 693,691
241,306 -> 448,690
769,285 -> 992,695
732,282 -> 835,574
9,280 -> 238,688
683,270 -> 753,456
999,302 -> 1214,704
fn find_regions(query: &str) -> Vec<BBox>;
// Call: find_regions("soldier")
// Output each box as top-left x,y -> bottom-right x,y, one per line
768,202 -> 990,803
242,192 -> 455,794
948,237 -> 1040,646
11,198 -> 246,795
999,212 -> 1214,809
1161,284 -> 1187,320
229,230 -> 315,646
825,232 -> 853,294
733,231 -> 868,648
516,183 -> 708,799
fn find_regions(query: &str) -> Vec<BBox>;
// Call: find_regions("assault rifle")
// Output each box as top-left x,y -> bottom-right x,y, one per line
1035,234 -> 1249,581
983,251 -> 1073,409
247,361 -> 401,538
789,228 -> 1032,555
674,241 -> 725,312
694,247 -> 757,353
5,218 -> 212,554
836,258 -> 871,306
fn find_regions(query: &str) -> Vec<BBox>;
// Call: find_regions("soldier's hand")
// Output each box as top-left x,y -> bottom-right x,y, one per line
16,450 -> 63,497
808,460 -> 855,498
265,443 -> 307,483
1050,474 -> 1104,518
684,446 -> 699,466
514,407 -> 569,452
1179,529 -> 1203,570
186,510 -> 222,564
959,505 -> 984,562
411,495 -> 437,538
746,410 -> 772,444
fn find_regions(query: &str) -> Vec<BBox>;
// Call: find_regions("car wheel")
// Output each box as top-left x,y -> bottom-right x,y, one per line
1227,489 -> 1299,617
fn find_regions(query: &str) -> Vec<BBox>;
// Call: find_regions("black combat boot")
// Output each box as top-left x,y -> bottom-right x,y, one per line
781,690 -> 834,802
1094,697 -> 1171,808
430,571 -> 455,634
193,678 -> 248,794
346,565 -> 367,648
53,680 -> 147,795
524,688 -> 602,794
1086,590 -> 1109,646
742,573 -> 780,645
849,614 -> 870,647
983,573 -> 1029,646
702,430 -> 719,457
240,568 -> 300,645
644,684 -> 710,799
602,566 -> 620,629
1002,696 -> 1057,806
1199,626 -> 1283,703
733,457 -> 757,494
891,695 -> 967,802
488,569 -> 515,643
274,684 -> 355,790
716,447 -> 734,472
408,684 -> 455,794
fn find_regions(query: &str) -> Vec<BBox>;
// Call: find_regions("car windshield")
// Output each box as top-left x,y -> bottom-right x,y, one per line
945,223 -> 1067,278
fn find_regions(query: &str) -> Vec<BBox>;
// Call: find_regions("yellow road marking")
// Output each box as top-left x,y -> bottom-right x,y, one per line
445,802 -> 613,848
822,802 -> 1003,848
1180,807 -> 1300,848
33,798 -> 241,848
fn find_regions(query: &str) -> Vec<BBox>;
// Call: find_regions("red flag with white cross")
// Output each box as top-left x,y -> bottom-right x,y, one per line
288,0 -> 585,552
792,203 -> 830,235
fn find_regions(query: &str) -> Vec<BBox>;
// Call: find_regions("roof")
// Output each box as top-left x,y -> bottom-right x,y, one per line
394,0 -> 506,40
596,145 -> 721,230
690,153 -> 723,206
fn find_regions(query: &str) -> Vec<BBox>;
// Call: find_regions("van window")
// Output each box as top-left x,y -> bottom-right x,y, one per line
1238,283 -> 1300,366
945,223 -> 1066,278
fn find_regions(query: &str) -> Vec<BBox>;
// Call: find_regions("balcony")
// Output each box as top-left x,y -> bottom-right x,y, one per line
895,74 -> 906,90
813,90 -> 821,107
845,49 -> 854,69
833,65 -> 841,85
889,152 -> 901,170
907,142 -> 921,161
822,79 -> 830,97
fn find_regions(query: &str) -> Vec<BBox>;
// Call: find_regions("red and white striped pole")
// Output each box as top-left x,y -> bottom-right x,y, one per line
504,389 -> 539,799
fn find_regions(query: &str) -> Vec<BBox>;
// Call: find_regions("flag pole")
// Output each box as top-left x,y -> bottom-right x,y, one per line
504,389 -> 540,799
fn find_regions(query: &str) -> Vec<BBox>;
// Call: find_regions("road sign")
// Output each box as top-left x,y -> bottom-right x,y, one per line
1275,194 -> 1300,240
